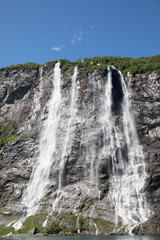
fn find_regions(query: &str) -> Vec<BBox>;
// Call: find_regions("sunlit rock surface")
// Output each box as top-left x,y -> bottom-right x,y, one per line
0,62 -> 159,235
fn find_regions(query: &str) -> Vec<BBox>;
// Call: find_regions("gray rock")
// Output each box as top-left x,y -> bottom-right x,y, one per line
0,65 -> 159,235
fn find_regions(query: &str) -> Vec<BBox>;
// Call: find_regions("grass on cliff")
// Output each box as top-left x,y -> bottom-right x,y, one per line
0,225 -> 14,235
15,214 -> 47,234
0,212 -> 116,235
0,122 -> 18,147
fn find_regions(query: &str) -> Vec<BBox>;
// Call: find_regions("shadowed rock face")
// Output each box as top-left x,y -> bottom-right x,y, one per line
0,64 -> 159,235
111,69 -> 124,114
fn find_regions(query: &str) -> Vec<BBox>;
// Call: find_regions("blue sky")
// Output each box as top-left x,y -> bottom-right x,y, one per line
0,0 -> 160,67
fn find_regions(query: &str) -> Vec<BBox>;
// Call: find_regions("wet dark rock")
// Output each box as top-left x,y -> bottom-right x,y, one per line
27,228 -> 38,235
0,66 -> 159,234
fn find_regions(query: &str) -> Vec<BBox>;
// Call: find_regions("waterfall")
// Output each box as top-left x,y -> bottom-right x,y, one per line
58,66 -> 78,193
106,69 -> 150,233
93,222 -> 99,235
29,66 -> 44,129
77,216 -> 80,234
99,67 -> 115,178
12,65 -> 150,234
22,62 -> 62,217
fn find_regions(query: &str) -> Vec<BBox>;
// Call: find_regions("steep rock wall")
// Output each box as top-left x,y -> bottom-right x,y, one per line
0,63 -> 159,235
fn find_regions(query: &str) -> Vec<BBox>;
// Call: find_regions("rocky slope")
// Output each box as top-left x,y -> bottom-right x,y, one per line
0,61 -> 159,235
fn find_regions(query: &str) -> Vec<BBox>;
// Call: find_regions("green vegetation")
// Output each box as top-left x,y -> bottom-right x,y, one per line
46,222 -> 61,234
46,60 -> 58,64
115,224 -> 127,232
46,221 -> 77,234
115,225 -> 121,231
78,215 -> 90,232
0,225 -> 14,236
0,211 -> 116,235
0,213 -> 19,235
61,212 -> 77,224
133,219 -> 159,235
59,55 -> 160,77
0,212 -> 19,221
15,213 -> 79,234
0,122 -> 18,146
15,214 -> 46,234
94,218 -> 114,231
1,55 -> 160,76
81,55 -> 160,76
46,213 -> 78,234
44,60 -> 58,70
3,62 -> 41,70
119,225 -> 127,232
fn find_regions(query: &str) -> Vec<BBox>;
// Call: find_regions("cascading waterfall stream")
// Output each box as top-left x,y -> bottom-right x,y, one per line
52,66 -> 78,212
107,69 -> 150,233
58,66 -> 78,193
13,62 -> 62,230
29,66 -> 44,129
88,74 -> 98,185
11,65 -> 150,234
99,67 -> 115,175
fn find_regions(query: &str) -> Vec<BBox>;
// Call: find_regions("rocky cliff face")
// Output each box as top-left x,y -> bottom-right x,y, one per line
0,62 -> 159,235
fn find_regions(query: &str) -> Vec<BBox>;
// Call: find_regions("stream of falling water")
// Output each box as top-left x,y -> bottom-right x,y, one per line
52,67 -> 78,213
99,67 -> 115,176
58,66 -> 78,193
106,69 -> 150,234
13,62 -> 62,230
12,65 -> 150,234
29,66 -> 44,129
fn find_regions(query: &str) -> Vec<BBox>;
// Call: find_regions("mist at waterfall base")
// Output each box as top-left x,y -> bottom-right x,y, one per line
12,63 -> 151,234
1,236 -> 160,240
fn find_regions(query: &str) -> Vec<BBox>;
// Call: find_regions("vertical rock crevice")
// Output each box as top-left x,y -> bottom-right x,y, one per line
0,64 -> 159,235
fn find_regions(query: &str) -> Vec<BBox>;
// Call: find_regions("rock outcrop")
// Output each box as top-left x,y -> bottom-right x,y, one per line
0,62 -> 159,235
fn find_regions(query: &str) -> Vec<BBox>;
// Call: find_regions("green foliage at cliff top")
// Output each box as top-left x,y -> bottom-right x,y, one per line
60,55 -> 160,76
1,55 -> 160,76
3,62 -> 42,70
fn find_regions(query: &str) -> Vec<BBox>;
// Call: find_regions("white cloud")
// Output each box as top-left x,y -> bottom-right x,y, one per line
71,30 -> 83,44
71,40 -> 76,44
77,36 -> 82,41
79,30 -> 84,35
51,46 -> 61,52
71,26 -> 94,45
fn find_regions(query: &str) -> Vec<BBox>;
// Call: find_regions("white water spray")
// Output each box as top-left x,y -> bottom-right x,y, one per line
77,216 -> 80,234
58,66 -> 78,193
107,70 -> 150,233
29,66 -> 44,129
13,65 -> 150,234
21,62 -> 62,218
99,67 -> 115,172
93,222 -> 99,235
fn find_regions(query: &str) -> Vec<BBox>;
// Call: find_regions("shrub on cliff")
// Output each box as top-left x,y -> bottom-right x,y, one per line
4,62 -> 41,70
0,122 -> 18,146
2,55 -> 160,76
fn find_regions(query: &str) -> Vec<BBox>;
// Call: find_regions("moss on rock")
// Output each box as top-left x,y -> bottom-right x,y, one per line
0,122 -> 18,146
15,214 -> 46,234
0,225 -> 14,236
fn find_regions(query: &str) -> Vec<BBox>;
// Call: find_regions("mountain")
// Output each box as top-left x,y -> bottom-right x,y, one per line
0,57 -> 160,236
